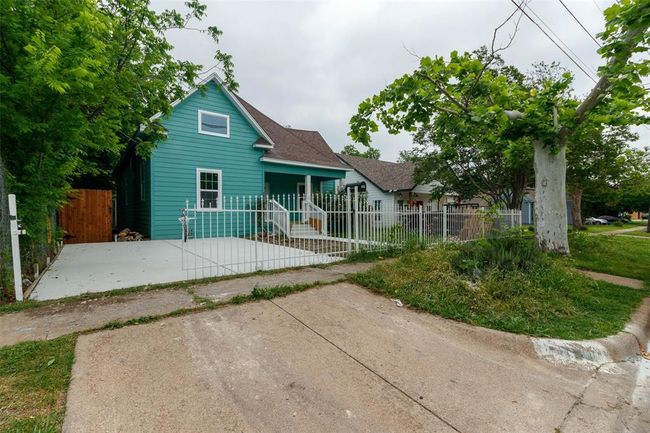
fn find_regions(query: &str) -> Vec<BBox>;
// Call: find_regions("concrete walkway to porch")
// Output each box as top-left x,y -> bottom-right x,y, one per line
29,238 -> 338,301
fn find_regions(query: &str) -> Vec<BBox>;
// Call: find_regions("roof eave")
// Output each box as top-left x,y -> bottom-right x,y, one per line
261,157 -> 352,172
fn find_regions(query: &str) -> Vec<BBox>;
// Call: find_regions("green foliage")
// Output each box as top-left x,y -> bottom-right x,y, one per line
0,336 -> 77,432
582,146 -> 650,215
0,0 -> 234,288
340,143 -> 381,159
569,232 -> 650,284
452,230 -> 546,276
352,244 -> 647,339
348,0 -> 649,252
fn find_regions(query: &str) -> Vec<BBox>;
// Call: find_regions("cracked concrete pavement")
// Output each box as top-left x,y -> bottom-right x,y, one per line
63,283 -> 650,433
0,262 -> 376,347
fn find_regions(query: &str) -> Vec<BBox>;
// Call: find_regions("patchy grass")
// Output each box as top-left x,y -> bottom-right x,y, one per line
570,234 -> 650,285
619,230 -> 650,238
352,243 -> 648,340
0,336 -> 76,433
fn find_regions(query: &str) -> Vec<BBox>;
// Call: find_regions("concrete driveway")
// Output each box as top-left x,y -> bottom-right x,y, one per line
62,283 -> 648,433
31,238 -> 337,300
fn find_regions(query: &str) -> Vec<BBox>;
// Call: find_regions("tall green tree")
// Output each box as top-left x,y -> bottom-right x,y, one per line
616,147 -> 650,233
349,0 -> 649,254
566,125 -> 636,229
0,0 -> 234,284
340,143 -> 381,159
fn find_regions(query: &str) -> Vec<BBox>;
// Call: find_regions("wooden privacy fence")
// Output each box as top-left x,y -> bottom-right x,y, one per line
58,189 -> 113,244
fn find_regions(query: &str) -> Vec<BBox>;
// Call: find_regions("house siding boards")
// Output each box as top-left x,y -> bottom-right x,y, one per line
342,168 -> 395,208
114,77 -> 346,241
150,82 -> 265,239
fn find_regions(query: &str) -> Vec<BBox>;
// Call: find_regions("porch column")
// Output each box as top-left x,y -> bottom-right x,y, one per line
304,175 -> 312,202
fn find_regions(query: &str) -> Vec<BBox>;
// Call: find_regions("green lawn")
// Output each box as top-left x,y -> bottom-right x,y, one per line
352,243 -> 648,340
570,234 -> 650,284
0,336 -> 76,433
620,230 -> 650,238
580,221 -> 646,233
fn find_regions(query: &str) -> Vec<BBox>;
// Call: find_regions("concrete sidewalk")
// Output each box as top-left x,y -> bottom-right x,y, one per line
62,283 -> 650,433
592,226 -> 646,236
577,269 -> 646,289
0,262 -> 376,348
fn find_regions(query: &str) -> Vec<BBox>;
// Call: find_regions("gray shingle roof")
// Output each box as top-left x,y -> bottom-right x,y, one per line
336,153 -> 417,192
234,95 -> 348,170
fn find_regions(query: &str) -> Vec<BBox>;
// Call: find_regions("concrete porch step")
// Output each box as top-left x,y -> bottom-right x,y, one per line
291,223 -> 320,237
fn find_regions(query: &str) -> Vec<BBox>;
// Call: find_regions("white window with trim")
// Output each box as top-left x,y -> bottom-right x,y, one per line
198,110 -> 230,137
196,168 -> 222,210
373,199 -> 382,221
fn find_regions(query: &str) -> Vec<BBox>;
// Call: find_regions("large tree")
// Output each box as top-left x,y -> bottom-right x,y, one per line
0,0 -> 234,283
340,143 -> 381,159
566,125 -> 636,229
615,147 -> 650,233
349,0 -> 649,254
400,118 -> 533,209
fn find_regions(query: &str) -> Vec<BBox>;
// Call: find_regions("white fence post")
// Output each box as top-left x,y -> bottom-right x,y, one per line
346,189 -> 352,253
353,186 -> 359,252
442,205 -> 448,243
8,194 -> 25,301
418,205 -> 423,242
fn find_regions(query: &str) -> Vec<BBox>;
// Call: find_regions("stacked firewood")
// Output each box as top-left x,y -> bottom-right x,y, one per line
116,228 -> 144,241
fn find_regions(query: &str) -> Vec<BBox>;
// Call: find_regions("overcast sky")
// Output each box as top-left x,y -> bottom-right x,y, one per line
153,0 -> 647,161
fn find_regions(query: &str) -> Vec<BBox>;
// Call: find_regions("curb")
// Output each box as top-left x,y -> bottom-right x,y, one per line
531,297 -> 650,369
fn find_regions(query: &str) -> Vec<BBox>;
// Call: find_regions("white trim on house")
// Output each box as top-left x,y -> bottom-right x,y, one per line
198,110 -> 230,138
196,168 -> 223,211
260,157 -> 351,172
149,73 -> 275,148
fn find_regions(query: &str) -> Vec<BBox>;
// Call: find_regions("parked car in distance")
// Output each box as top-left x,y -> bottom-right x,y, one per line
585,217 -> 608,225
598,215 -> 624,224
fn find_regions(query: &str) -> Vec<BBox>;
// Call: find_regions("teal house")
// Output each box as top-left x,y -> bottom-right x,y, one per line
114,74 -> 349,240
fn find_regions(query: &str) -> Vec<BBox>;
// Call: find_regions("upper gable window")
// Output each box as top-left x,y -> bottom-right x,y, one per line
198,110 -> 230,137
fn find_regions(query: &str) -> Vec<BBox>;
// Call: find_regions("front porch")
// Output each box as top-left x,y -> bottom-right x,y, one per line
264,170 -> 341,237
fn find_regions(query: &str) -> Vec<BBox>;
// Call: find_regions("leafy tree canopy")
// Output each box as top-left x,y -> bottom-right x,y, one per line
340,143 -> 381,159
348,0 -> 648,251
0,0 -> 233,260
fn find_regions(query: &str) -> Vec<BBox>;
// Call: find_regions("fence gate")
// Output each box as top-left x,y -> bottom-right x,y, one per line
58,189 -> 113,243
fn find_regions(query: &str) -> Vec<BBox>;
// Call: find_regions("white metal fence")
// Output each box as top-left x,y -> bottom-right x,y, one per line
179,192 -> 521,279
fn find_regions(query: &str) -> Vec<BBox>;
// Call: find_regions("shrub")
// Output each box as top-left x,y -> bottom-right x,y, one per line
452,230 -> 546,277
613,221 -> 624,227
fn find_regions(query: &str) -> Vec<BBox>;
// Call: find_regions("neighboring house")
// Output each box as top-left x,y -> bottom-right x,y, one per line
336,154 -> 441,211
520,189 -> 573,225
114,74 -> 349,240
334,153 -> 488,219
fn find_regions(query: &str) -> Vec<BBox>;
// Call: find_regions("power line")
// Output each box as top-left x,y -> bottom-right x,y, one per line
591,0 -> 603,13
509,0 -> 599,84
525,3 -> 599,77
557,0 -> 602,47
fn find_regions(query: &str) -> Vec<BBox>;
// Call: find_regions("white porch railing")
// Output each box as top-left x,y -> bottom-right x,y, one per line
303,200 -> 328,236
179,193 -> 522,280
267,199 -> 290,237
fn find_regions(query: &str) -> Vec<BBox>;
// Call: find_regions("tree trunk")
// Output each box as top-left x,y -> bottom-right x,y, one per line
534,140 -> 569,254
647,204 -> 650,234
570,186 -> 583,230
